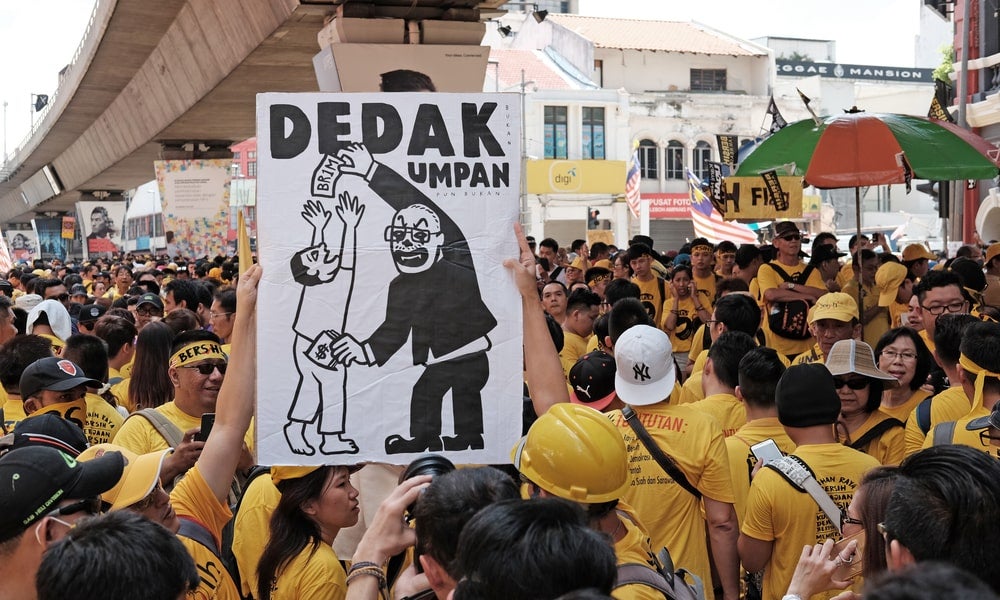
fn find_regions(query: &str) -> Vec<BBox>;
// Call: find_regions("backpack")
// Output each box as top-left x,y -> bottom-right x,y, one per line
763,263 -> 815,340
220,465 -> 272,600
616,547 -> 705,600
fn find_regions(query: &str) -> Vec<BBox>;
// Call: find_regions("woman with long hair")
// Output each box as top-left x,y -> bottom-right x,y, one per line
127,321 -> 175,411
874,327 -> 934,422
257,465 -> 359,600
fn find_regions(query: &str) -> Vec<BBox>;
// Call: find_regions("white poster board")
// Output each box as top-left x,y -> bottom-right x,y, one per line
255,92 -> 522,465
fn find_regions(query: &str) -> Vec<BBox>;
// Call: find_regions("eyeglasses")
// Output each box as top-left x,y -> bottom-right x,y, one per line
880,350 -> 918,362
45,497 -> 106,523
833,377 -> 870,390
384,225 -> 435,244
841,514 -> 864,528
130,482 -> 166,512
920,301 -> 967,316
779,234 -> 802,241
210,311 -> 233,319
181,362 -> 227,376
136,307 -> 162,317
979,430 -> 1000,446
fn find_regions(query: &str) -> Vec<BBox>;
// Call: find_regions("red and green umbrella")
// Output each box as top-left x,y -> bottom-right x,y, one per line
735,112 -> 999,187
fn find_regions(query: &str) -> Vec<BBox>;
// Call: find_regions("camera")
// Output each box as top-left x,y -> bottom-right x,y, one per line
399,453 -> 455,515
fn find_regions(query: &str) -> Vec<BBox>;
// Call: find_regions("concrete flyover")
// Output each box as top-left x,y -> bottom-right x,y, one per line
0,0 -> 335,224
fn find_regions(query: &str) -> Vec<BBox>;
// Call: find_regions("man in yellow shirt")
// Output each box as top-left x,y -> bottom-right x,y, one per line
758,222 -> 828,359
559,289 -> 600,378
790,292 -> 860,366
680,294 -> 763,404
925,321 -> 1000,453
113,329 -> 254,485
739,364 -> 880,600
875,261 -> 913,328
689,238 -> 720,311
901,242 -> 935,282
608,324 -> 739,600
61,336 -> 125,444
629,243 -> 668,327
688,331 -> 757,437
725,347 -> 795,526
19,356 -> 109,446
904,313 -> 977,455
842,249 -> 890,348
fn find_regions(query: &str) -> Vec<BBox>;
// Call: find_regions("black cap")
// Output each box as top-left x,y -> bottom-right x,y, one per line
70,284 -> 88,297
777,364 -> 841,428
735,244 -> 761,269
19,357 -> 101,400
78,304 -> 107,324
136,293 -> 164,310
774,222 -> 801,239
810,245 -> 847,264
0,446 -> 124,542
11,414 -> 89,456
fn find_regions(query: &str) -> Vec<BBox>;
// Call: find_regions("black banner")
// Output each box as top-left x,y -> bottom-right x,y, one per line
767,96 -> 787,134
707,162 -> 726,215
716,135 -> 738,165
761,170 -> 788,211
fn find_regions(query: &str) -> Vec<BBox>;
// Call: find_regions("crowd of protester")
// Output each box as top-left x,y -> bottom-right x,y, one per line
2,223 -> 1000,600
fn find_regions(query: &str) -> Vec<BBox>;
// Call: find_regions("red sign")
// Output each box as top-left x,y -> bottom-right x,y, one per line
646,193 -> 691,219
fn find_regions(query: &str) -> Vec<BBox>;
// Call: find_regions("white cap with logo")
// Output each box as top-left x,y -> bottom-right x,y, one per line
613,325 -> 675,406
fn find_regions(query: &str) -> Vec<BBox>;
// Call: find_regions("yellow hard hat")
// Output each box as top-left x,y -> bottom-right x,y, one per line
512,403 -> 629,503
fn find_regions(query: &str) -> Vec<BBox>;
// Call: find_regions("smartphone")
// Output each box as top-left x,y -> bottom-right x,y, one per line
832,530 -> 866,580
750,439 -> 783,466
195,412 -> 215,442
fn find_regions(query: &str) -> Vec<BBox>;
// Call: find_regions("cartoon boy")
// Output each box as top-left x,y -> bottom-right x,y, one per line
284,192 -> 365,455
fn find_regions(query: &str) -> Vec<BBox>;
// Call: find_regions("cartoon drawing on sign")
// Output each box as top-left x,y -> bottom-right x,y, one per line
328,143 -> 498,455
284,177 -> 366,456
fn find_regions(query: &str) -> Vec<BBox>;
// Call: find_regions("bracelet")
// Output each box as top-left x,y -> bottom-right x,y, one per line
348,561 -> 382,574
346,567 -> 388,600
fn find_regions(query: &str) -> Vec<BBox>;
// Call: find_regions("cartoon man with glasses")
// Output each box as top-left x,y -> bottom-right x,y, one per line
333,200 -> 497,454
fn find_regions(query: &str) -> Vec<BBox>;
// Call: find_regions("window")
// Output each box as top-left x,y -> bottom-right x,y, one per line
231,164 -> 241,178
666,140 -> 684,180
581,108 -> 605,159
544,106 -> 568,159
693,141 -> 712,181
248,161 -> 257,177
690,69 -> 727,92
233,152 -> 241,160
638,139 -> 657,179
248,151 -> 257,160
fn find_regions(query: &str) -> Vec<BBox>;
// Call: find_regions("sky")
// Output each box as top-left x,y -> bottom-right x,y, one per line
0,0 -> 930,160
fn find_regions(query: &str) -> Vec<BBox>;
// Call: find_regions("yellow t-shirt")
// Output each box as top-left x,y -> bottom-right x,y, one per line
757,260 -> 827,358
879,388 -> 931,423
724,418 -> 796,526
662,294 -> 701,355
559,330 -> 591,379
172,464 -> 241,600
613,506 -> 664,600
608,402 -> 735,600
691,272 -> 718,312
687,325 -> 708,363
1,392 -> 25,434
678,351 -> 709,405
113,400 -> 255,455
917,329 -> 935,355
268,542 -> 347,600
632,276 -> 667,329
686,393 -> 745,438
903,386 -> 970,456
836,262 -> 855,290
120,357 -> 135,379
790,344 -> 824,366
109,377 -> 132,413
840,411 -> 905,466
842,280 -> 889,349
741,443 -> 880,600
232,471 -> 281,598
83,393 -> 124,445
889,301 -> 908,329
923,404 -> 994,455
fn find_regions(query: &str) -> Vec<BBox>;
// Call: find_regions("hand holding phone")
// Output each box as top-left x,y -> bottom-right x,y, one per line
750,438 -> 783,466
195,412 -> 216,442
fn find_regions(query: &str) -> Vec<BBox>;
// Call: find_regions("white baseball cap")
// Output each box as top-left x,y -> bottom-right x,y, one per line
613,325 -> 675,406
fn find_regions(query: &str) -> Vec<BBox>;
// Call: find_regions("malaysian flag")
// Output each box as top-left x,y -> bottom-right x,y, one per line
0,233 -> 12,274
625,149 -> 641,218
686,169 -> 757,244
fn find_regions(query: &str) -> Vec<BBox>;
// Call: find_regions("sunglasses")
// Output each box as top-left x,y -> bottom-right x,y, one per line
46,497 -> 107,520
181,362 -> 227,375
779,234 -> 802,241
833,377 -> 870,390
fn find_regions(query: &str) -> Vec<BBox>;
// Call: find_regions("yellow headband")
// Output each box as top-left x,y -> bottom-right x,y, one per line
959,353 -> 1000,409
169,341 -> 227,369
691,244 -> 712,253
587,274 -> 611,287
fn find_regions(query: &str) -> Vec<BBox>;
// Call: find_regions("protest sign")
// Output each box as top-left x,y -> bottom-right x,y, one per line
77,200 -> 127,259
256,92 -> 522,465
720,176 -> 804,219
